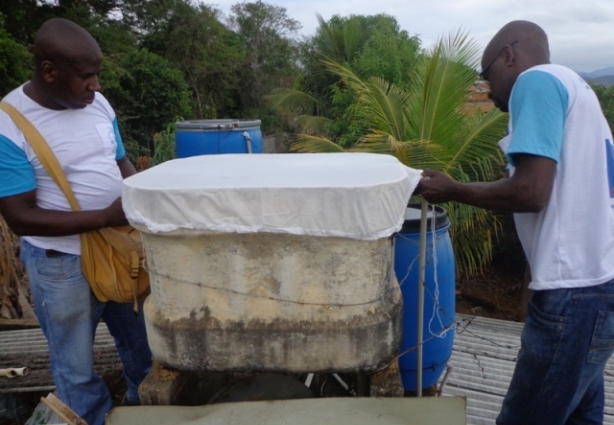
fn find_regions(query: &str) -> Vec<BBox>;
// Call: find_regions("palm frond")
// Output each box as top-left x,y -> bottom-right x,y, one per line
442,109 -> 508,180
314,14 -> 363,64
351,133 -> 430,166
269,88 -> 324,116
290,134 -> 346,153
446,202 -> 502,275
322,59 -> 410,141
406,29 -> 482,145
295,115 -> 331,135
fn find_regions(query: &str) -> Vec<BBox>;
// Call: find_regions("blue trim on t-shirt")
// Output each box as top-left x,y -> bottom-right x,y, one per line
507,70 -> 568,166
113,118 -> 126,160
0,134 -> 36,197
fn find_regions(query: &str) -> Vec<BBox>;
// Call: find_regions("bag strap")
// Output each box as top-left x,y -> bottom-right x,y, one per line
0,102 -> 81,212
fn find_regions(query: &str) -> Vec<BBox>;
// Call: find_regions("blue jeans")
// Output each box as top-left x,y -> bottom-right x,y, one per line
20,239 -> 152,425
497,280 -> 614,425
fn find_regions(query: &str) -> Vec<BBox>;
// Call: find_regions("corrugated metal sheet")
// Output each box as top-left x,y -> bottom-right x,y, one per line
444,314 -> 614,425
0,324 -> 119,393
3,313 -> 614,425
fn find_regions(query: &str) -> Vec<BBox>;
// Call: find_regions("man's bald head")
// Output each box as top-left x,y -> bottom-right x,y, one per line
26,18 -> 103,110
484,21 -> 550,74
481,21 -> 550,112
33,18 -> 101,72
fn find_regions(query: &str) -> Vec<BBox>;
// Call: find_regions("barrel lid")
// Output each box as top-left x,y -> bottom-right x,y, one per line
400,203 -> 449,233
176,119 -> 261,130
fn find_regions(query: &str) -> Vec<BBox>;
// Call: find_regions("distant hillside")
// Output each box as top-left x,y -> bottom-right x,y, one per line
587,75 -> 614,88
578,67 -> 614,79
577,67 -> 614,88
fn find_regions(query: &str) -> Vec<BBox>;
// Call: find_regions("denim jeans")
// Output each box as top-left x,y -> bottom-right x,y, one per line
20,239 -> 152,425
497,279 -> 614,425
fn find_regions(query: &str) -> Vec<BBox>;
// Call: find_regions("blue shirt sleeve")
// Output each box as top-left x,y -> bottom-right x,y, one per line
0,134 -> 36,198
507,70 -> 568,166
113,118 -> 126,160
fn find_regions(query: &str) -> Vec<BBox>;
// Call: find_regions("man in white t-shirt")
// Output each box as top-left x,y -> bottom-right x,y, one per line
417,21 -> 614,424
0,19 -> 151,425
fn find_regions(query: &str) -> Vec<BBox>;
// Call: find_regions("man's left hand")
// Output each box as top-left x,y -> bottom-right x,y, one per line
415,169 -> 456,204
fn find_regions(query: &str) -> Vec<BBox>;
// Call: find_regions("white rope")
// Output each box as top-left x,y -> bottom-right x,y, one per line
427,205 -> 454,340
396,206 -> 456,343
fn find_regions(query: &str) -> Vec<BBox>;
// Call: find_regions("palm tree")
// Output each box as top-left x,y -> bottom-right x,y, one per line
270,14 -> 421,146
273,30 -> 508,276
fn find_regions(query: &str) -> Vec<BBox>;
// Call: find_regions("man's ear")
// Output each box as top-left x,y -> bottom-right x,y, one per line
40,60 -> 57,83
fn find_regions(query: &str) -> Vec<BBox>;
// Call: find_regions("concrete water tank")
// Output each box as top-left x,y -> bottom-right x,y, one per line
122,153 -> 422,373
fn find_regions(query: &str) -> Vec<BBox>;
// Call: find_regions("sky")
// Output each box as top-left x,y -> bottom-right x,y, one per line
206,0 -> 614,73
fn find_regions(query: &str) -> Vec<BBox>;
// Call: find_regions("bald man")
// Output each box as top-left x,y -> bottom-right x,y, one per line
417,21 -> 614,424
0,18 -> 151,424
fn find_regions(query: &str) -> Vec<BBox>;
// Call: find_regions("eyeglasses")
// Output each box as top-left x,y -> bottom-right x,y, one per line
479,40 -> 518,80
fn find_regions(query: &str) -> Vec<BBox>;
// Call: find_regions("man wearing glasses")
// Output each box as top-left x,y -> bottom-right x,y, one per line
418,20 -> 614,425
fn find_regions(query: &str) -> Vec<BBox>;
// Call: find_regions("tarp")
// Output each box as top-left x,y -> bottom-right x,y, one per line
105,397 -> 466,425
123,153 -> 422,240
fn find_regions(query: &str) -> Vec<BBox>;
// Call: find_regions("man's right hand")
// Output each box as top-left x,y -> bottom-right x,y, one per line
103,197 -> 129,228
415,169 -> 458,204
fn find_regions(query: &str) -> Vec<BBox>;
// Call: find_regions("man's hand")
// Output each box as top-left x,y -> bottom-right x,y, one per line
0,191 -> 129,236
415,169 -> 457,204
102,197 -> 129,227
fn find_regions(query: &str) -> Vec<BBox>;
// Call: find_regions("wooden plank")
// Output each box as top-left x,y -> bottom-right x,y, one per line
42,393 -> 89,425
0,318 -> 39,331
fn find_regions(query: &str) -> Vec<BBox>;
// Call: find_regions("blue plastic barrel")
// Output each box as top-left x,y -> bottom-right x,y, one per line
395,204 -> 455,391
175,119 -> 263,158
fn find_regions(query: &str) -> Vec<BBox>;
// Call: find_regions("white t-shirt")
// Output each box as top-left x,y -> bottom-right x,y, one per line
0,85 -> 127,255
504,64 -> 614,290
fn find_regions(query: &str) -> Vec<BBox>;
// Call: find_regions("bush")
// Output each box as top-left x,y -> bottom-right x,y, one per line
102,49 -> 192,160
0,20 -> 32,97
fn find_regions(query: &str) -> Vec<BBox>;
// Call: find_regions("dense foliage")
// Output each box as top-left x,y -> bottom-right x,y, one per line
273,14 -> 421,146
102,49 -> 192,159
593,84 -> 614,133
0,15 -> 32,96
0,0 -> 301,158
229,1 -> 301,129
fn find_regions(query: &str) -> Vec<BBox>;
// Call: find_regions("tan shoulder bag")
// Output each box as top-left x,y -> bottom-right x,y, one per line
0,102 -> 150,311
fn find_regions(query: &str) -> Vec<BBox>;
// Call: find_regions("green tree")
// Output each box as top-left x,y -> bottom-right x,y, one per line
0,0 -> 192,160
0,16 -> 32,96
120,0 -> 185,36
305,14 -> 420,87
228,1 -> 300,110
273,14 -> 421,145
0,0 -> 53,44
102,49 -> 192,159
140,1 -> 243,119
593,84 -> 614,133
283,31 -> 508,275
0,0 -> 125,44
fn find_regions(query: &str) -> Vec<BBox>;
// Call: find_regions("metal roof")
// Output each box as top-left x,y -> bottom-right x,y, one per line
444,314 -> 614,425
3,313 -> 614,425
0,324 -> 119,393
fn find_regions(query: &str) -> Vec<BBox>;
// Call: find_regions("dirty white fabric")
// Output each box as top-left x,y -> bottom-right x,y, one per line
123,153 -> 422,240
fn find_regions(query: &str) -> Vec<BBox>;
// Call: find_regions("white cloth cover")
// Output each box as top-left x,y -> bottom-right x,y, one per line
123,153 -> 422,240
